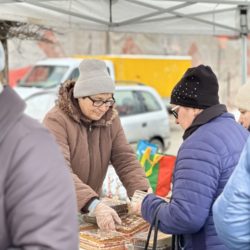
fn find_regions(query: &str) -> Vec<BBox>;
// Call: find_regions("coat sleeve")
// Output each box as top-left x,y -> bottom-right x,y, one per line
43,110 -> 98,211
213,137 -> 250,250
110,116 -> 149,197
6,126 -> 78,250
141,141 -> 220,235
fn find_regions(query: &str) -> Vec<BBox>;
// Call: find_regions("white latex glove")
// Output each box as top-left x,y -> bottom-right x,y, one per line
129,190 -> 148,215
93,202 -> 122,231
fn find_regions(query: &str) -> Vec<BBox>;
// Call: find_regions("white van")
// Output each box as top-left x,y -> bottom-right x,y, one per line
14,57 -> 115,101
16,58 -> 115,95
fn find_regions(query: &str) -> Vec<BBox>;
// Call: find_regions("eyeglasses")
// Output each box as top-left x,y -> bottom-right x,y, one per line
87,96 -> 115,107
171,105 -> 180,119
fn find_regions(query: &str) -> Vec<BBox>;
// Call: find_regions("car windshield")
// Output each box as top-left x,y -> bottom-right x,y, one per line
19,65 -> 69,88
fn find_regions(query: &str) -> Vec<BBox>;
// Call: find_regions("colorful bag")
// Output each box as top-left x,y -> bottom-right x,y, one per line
139,147 -> 176,197
136,139 -> 158,158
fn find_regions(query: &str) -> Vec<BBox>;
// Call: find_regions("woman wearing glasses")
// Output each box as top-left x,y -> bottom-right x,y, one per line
43,59 -> 149,231
135,65 -> 249,250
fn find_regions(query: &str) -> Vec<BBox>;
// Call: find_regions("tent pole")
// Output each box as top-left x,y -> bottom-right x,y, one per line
239,6 -> 248,85
241,35 -> 248,85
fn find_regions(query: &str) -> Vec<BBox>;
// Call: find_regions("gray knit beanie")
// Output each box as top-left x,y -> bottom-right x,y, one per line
73,59 -> 115,98
235,82 -> 250,111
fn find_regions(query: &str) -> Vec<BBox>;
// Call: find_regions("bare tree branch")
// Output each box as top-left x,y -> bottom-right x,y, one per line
0,20 -> 55,43
0,20 -> 58,84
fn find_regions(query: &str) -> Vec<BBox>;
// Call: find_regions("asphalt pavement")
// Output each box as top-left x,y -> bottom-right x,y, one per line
165,116 -> 183,156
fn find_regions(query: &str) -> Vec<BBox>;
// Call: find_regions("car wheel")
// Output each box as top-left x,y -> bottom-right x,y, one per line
149,138 -> 164,153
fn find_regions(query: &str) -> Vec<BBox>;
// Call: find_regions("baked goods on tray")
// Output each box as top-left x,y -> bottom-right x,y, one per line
79,229 -> 125,250
101,197 -> 129,215
116,214 -> 149,237
79,222 -> 97,231
83,213 -> 149,239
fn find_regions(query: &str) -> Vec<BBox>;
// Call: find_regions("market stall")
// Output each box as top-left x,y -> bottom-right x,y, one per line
78,197 -> 172,250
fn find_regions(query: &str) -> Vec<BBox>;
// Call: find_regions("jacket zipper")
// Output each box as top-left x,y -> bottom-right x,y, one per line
87,124 -> 93,180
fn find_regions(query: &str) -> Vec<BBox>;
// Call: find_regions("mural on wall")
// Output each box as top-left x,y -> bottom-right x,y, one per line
37,30 -> 65,58
121,36 -> 142,54
188,42 -> 202,66
8,29 -> 248,106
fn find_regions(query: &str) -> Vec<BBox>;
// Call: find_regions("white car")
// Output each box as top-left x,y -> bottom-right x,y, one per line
114,83 -> 170,151
15,83 -> 170,152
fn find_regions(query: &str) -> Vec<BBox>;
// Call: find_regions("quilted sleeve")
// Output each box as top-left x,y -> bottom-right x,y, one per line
213,137 -> 250,250
142,140 -> 221,234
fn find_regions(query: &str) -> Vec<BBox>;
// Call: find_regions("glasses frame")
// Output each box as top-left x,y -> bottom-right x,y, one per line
171,105 -> 180,119
87,96 -> 116,107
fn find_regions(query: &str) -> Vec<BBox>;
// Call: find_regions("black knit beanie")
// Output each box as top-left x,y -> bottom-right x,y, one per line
170,65 -> 219,109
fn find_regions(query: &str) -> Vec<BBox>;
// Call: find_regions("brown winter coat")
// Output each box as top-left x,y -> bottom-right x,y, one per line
43,81 -> 149,211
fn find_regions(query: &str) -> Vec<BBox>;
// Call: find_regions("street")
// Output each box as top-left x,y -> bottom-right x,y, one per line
165,116 -> 183,156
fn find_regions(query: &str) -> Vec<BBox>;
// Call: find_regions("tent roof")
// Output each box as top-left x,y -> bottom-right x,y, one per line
0,0 -> 250,37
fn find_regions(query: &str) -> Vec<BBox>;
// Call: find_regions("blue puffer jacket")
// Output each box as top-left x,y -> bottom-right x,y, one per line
213,136 -> 250,250
141,113 -> 249,250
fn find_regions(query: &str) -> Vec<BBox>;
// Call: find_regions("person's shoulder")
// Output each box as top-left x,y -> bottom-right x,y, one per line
43,105 -> 72,127
10,114 -> 57,152
185,113 -> 248,154
194,113 -> 239,138
6,113 -> 62,167
14,113 -> 46,137
44,105 -> 65,120
14,114 -> 66,167
205,112 -> 248,141
180,124 -> 219,154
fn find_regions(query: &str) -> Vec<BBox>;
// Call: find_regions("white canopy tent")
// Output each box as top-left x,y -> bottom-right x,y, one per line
0,0 -> 250,82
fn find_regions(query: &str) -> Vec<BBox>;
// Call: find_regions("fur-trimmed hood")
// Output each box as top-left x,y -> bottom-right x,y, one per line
56,80 -> 118,126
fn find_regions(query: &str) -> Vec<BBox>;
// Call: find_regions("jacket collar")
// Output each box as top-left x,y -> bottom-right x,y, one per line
0,86 -> 26,143
183,104 -> 227,140
56,80 -> 117,127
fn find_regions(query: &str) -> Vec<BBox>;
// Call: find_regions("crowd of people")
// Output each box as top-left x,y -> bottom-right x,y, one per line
1,39 -> 249,249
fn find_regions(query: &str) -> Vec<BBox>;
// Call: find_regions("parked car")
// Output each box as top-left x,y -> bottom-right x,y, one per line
15,80 -> 170,152
114,83 -> 170,152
